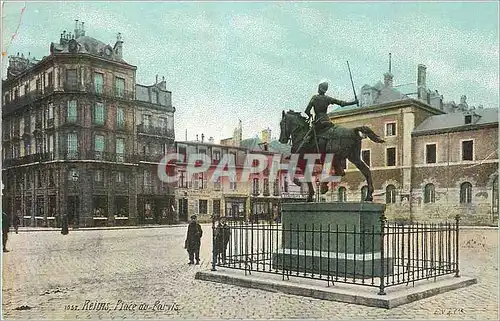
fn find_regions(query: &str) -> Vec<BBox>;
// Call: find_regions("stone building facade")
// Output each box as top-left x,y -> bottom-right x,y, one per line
327,65 -> 498,225
174,137 -> 306,223
1,22 -> 176,227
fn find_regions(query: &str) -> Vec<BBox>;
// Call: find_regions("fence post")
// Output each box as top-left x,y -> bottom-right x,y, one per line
211,214 -> 217,271
454,214 -> 460,277
378,213 -> 387,295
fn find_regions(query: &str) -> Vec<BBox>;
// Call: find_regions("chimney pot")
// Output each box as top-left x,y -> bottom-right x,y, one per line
201,134 -> 205,142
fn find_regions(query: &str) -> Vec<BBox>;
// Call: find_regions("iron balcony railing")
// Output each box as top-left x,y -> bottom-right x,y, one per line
2,152 -> 55,168
211,215 -> 461,296
136,124 -> 175,138
2,89 -> 43,115
59,150 -> 137,163
85,83 -> 135,100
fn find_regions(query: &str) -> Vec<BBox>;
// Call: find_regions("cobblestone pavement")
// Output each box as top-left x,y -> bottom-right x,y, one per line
2,225 -> 498,319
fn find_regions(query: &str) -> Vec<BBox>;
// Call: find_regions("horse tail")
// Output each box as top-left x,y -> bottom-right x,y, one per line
355,126 -> 385,143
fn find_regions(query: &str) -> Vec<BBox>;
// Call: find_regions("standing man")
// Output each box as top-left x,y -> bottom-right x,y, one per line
2,211 -> 11,252
184,215 -> 203,265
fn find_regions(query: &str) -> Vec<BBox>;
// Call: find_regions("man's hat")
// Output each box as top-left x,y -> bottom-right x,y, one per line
190,215 -> 197,220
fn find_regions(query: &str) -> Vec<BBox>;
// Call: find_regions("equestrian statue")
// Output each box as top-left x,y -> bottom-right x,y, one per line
278,64 -> 385,202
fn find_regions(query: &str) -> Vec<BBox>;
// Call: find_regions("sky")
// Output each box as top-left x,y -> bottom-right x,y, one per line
2,1 -> 499,143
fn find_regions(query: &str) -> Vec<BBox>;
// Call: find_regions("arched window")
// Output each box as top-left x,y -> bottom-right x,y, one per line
361,185 -> 368,201
386,185 -> 396,204
492,176 -> 498,217
460,182 -> 472,204
338,186 -> 347,202
424,184 -> 436,203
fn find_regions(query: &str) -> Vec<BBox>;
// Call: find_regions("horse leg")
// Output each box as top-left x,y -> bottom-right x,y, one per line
333,155 -> 345,176
307,182 -> 315,202
348,154 -> 374,202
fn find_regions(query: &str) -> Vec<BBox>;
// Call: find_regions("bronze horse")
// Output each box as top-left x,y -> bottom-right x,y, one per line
278,110 -> 385,202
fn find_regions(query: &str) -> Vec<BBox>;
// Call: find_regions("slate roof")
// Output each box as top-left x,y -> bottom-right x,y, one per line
240,137 -> 291,154
413,108 -> 498,134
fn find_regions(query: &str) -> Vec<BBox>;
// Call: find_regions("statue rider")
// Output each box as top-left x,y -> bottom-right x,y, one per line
302,81 -> 358,180
305,81 -> 358,133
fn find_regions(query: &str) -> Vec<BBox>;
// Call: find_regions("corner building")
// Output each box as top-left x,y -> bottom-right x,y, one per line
2,22 -> 176,227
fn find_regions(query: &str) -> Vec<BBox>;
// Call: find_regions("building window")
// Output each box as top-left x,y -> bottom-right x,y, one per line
461,140 -> 473,161
230,175 -> 237,191
338,186 -> 347,202
151,90 -> 158,104
361,185 -> 368,201
198,173 -> 205,189
36,79 -> 40,91
116,107 -> 125,129
158,117 -> 167,129
94,72 -> 104,94
24,84 -> 29,96
213,150 -> 221,162
199,200 -> 208,214
47,72 -> 54,88
273,179 -> 279,196
460,182 -> 472,204
284,177 -> 289,192
361,150 -> 371,167
426,144 -> 437,164
14,89 -> 19,99
94,170 -> 104,182
116,138 -> 124,162
465,115 -> 472,124
116,171 -> 125,183
252,178 -> 260,195
214,177 -> 221,191
66,69 -> 78,89
386,147 -> 396,166
143,170 -> 152,186
115,77 -> 125,98
178,171 -> 187,188
142,114 -> 151,128
213,199 -> 221,216
95,135 -> 105,153
67,100 -> 77,122
47,103 -> 54,120
68,168 -> 79,181
386,185 -> 396,204
263,178 -> 269,195
4,93 -> 9,104
94,102 -> 105,125
385,122 -> 396,136
424,183 -> 436,203
67,133 -> 77,158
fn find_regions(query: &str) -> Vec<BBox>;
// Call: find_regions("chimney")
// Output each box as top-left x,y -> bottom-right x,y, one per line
209,136 -> 214,144
201,133 -> 205,142
383,72 -> 393,88
417,64 -> 427,101
196,134 -> 199,141
114,32 -> 123,59
384,53 -> 393,88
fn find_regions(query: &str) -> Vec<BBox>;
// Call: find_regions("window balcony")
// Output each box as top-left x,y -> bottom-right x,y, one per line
136,124 -> 174,138
2,89 -> 43,116
85,84 -> 135,100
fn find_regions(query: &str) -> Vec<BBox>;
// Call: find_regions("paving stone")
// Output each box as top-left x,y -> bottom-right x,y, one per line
1,225 -> 498,319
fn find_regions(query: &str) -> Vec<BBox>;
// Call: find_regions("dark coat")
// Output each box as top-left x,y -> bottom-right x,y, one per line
185,221 -> 202,251
215,224 -> 231,252
2,212 -> 10,233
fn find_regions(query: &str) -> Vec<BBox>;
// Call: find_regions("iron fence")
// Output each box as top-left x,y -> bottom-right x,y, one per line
211,214 -> 460,295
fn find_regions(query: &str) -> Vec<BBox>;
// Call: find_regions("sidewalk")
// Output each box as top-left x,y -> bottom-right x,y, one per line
12,223 -> 192,233
11,223 -> 498,232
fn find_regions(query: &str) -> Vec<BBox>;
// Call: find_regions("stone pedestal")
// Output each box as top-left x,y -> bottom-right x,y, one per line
273,202 -> 393,278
